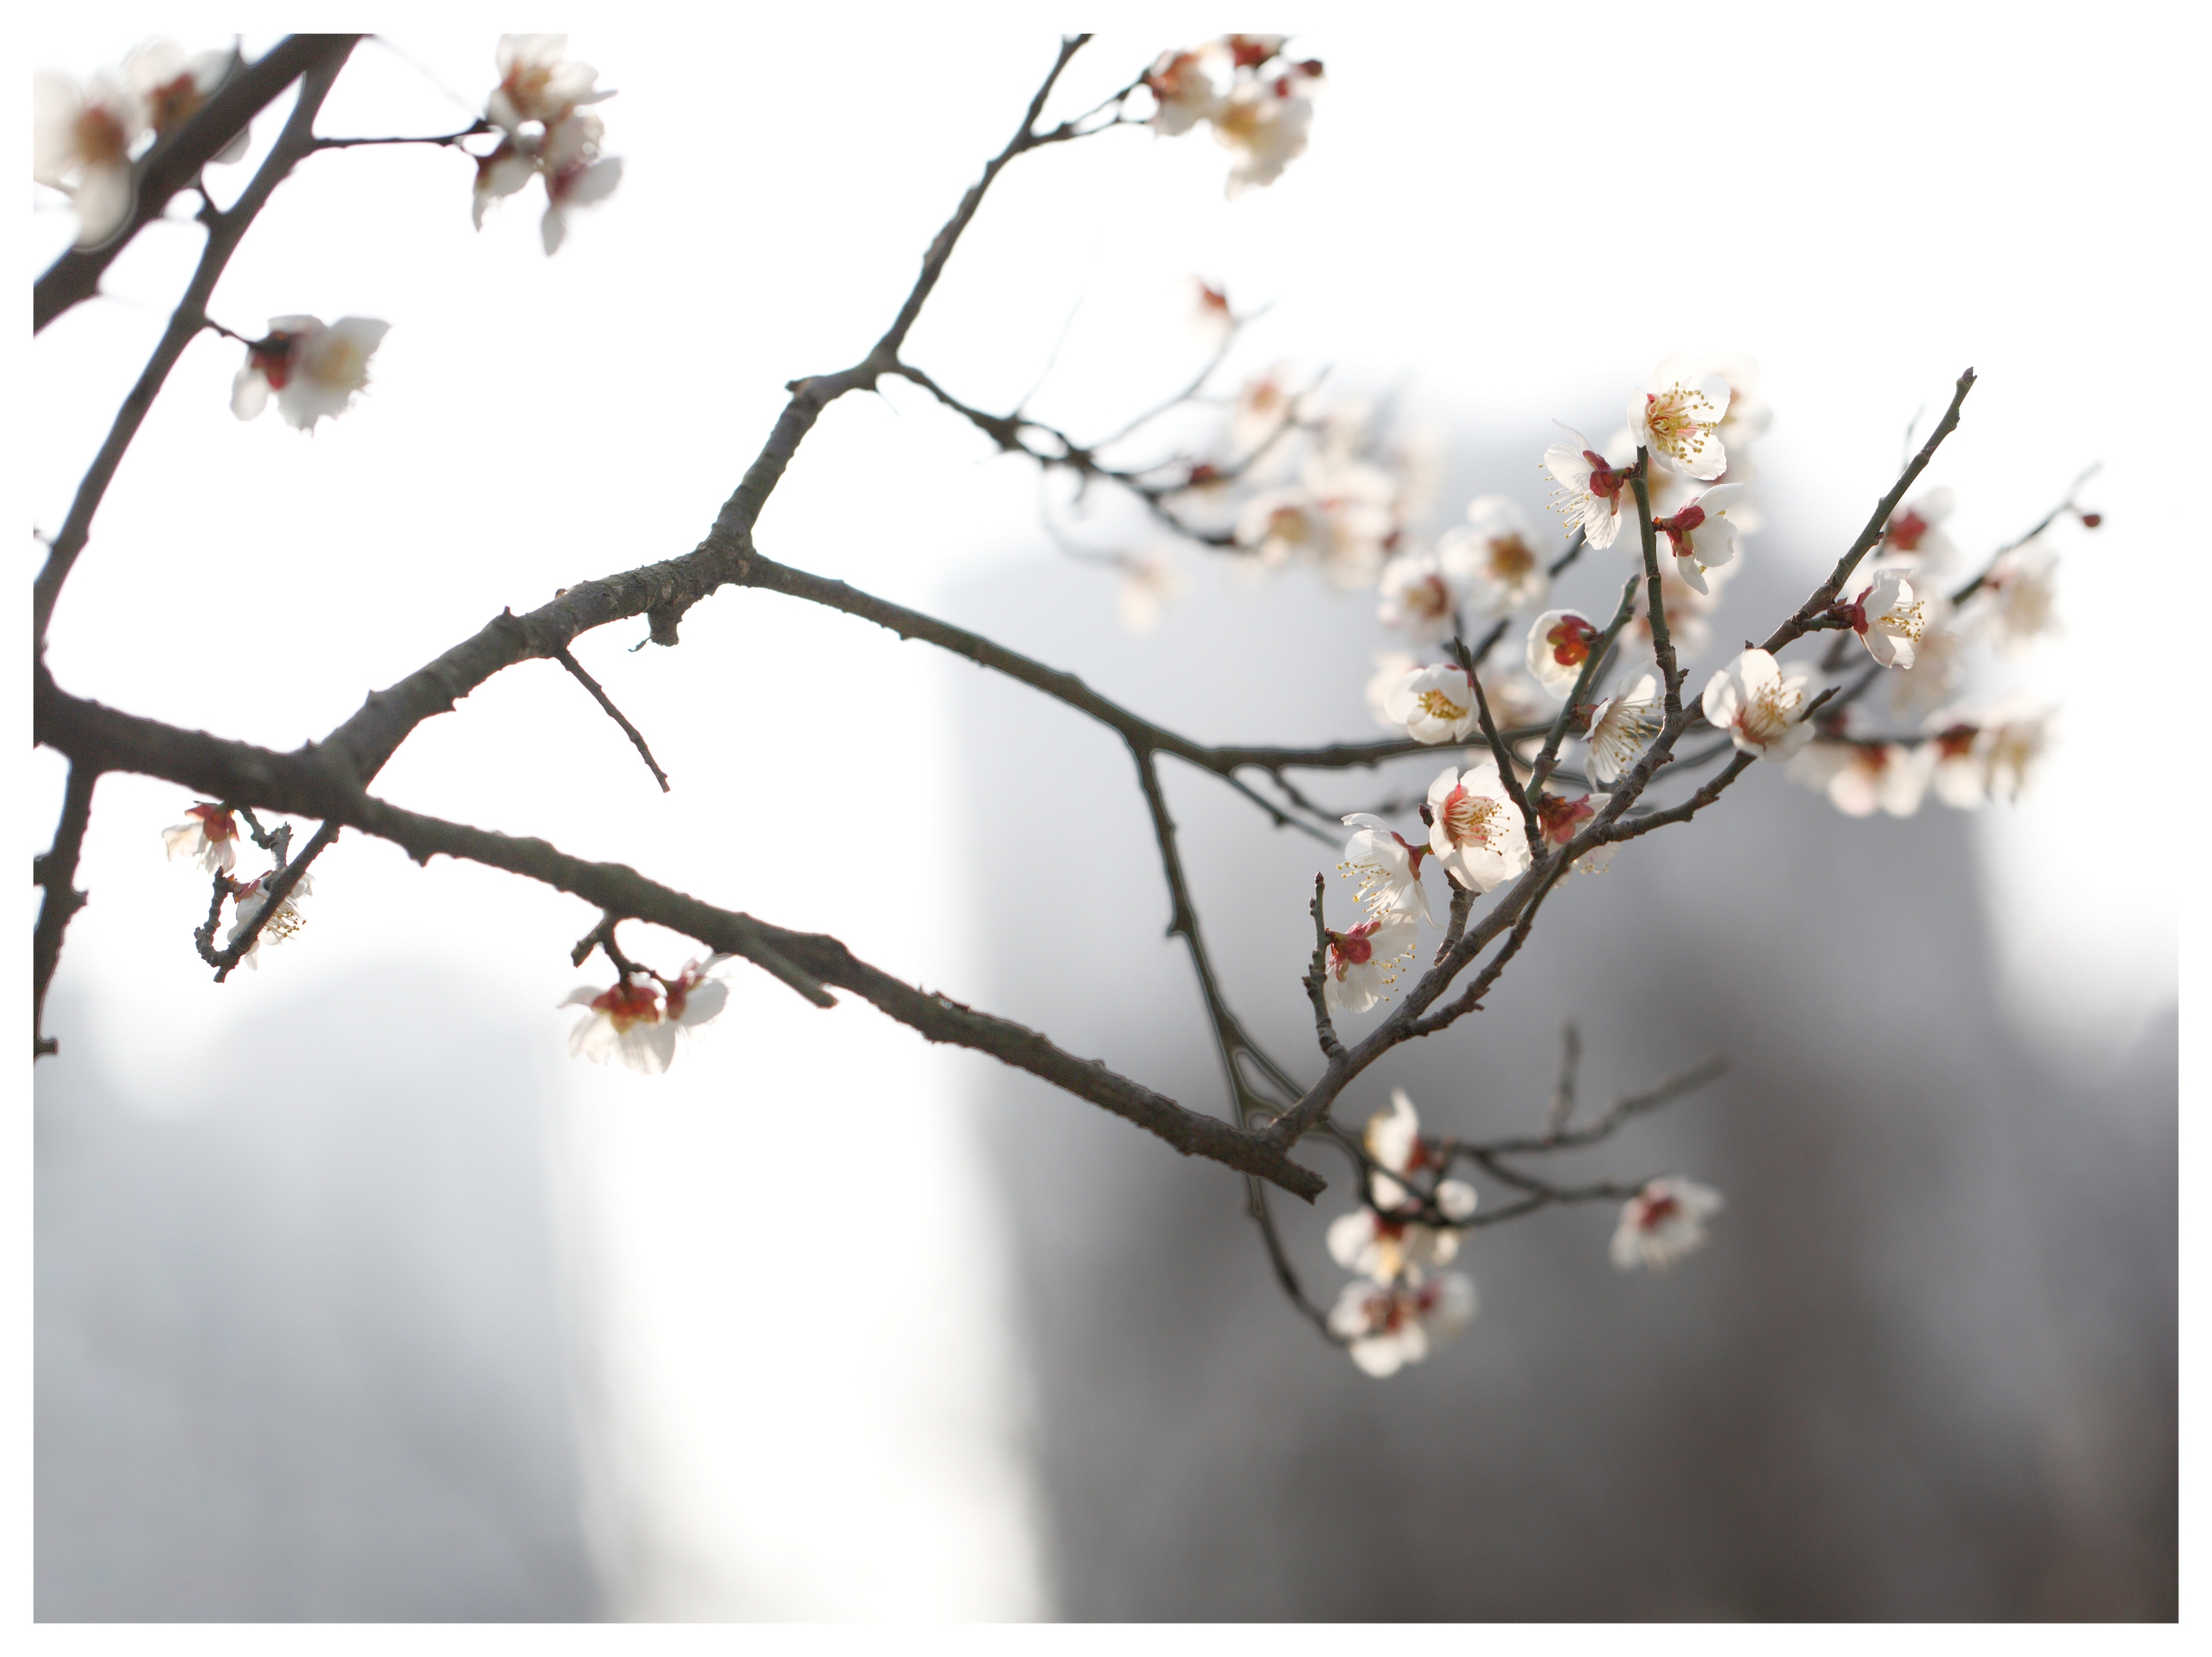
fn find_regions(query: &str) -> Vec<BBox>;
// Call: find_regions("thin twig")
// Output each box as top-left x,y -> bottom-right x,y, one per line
552,642 -> 671,792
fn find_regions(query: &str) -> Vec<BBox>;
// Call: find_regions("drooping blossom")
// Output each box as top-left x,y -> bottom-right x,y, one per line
127,40 -> 249,159
1582,673 -> 1664,786
1610,1177 -> 1724,1271
1976,540 -> 2061,656
1327,1273 -> 1476,1377
1534,790 -> 1616,876
537,112 -> 624,254
1654,481 -> 1746,595
1327,1091 -> 1477,1282
1702,648 -> 1817,762
1339,815 -> 1436,925
1438,495 -> 1550,615
1543,425 -> 1632,551
1383,661 -> 1479,745
1786,738 -> 1933,818
471,140 -> 539,227
561,973 -> 674,1073
230,315 -> 391,431
1425,762 -> 1531,892
474,36 -> 621,252
1322,909 -> 1419,1017
661,955 -> 733,1029
1377,551 -> 1459,644
227,871 -> 313,971
32,67 -> 145,247
1878,486 -> 1957,577
1840,568 -> 1928,669
1526,609 -> 1603,697
1214,63 -> 1320,197
488,35 -> 613,133
162,801 -> 239,874
1629,368 -> 1731,481
1143,47 -> 1223,134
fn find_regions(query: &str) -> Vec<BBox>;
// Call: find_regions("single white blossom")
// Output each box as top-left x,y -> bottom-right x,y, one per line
1629,368 -> 1731,481
1327,1273 -> 1476,1377
231,315 -> 392,430
1702,648 -> 1817,762
1543,425 -> 1633,551
1376,551 -> 1459,643
538,112 -> 623,254
1878,486 -> 1957,577
1228,365 -> 1302,461
1526,609 -> 1603,697
1583,673 -> 1664,786
1654,352 -> 1770,468
1322,909 -> 1419,1017
1327,1093 -> 1477,1284
162,801 -> 239,875
1534,790 -> 1616,876
1786,739 -> 1933,818
1437,495 -> 1550,615
1976,540 -> 2061,656
1843,568 -> 1928,669
1654,481 -> 1746,595
1425,761 -> 1531,892
226,872 -> 313,971
1116,549 -> 1184,633
1364,650 -> 1420,730
471,139 -> 538,229
488,35 -> 613,134
127,41 -> 249,161
1384,661 -> 1480,745
1610,1177 -> 1724,1271
1338,815 -> 1436,925
1142,47 -> 1222,135
661,955 -> 733,1031
1926,699 -> 2054,806
561,973 -> 675,1073
33,68 -> 145,247
1214,66 -> 1318,197
1884,599 -> 1966,719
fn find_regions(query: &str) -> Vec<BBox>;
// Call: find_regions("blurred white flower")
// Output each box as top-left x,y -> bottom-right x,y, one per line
1438,495 -> 1550,615
1975,540 -> 2061,656
1534,790 -> 1616,876
1142,47 -> 1222,135
227,872 -> 313,971
1543,425 -> 1632,551
1227,365 -> 1301,460
1610,1177 -> 1724,1271
1323,910 -> 1419,1017
561,974 -> 674,1073
1526,609 -> 1602,697
1214,66 -> 1319,196
471,139 -> 538,228
230,315 -> 391,431
1702,648 -> 1817,762
1425,761 -> 1530,892
1364,650 -> 1420,730
1843,568 -> 1928,669
1339,815 -> 1436,925
1654,481 -> 1746,595
1377,551 -> 1459,644
1583,672 -> 1663,786
1884,600 -> 1966,719
127,40 -> 249,160
1116,549 -> 1184,633
1787,739 -> 1933,818
660,956 -> 733,1031
32,67 -> 145,247
1630,368 -> 1731,481
488,34 -> 613,134
1327,1273 -> 1476,1377
1384,661 -> 1479,744
1928,699 -> 2056,805
1878,486 -> 1957,577
162,802 -> 239,875
539,111 -> 623,254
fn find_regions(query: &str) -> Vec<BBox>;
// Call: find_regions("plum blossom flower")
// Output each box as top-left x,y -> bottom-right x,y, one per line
1425,762 -> 1531,892
1654,482 -> 1746,595
1610,1177 -> 1724,1271
1328,1095 -> 1476,1285
1214,64 -> 1319,196
1364,650 -> 1420,730
1543,426 -> 1632,551
1654,352 -> 1769,468
472,140 -> 539,229
1115,549 -> 1184,633
1143,47 -> 1222,135
1879,486 -> 1958,577
1236,456 -> 1393,587
1322,909 -> 1419,1017
33,67 -> 145,247
1786,739 -> 1933,818
1228,365 -> 1302,459
1926,699 -> 2053,806
1582,672 -> 1663,786
1702,648 -> 1817,762
1976,540 -> 2061,656
562,973 -> 674,1073
1840,568 -> 1928,669
1339,815 -> 1436,925
1526,609 -> 1603,697
163,802 -> 239,874
538,112 -> 623,254
1535,790 -> 1616,876
488,35 -> 613,134
1630,368 -> 1731,481
1376,551 -> 1459,643
227,872 -> 313,971
127,40 -> 249,160
1885,599 -> 1966,718
1438,495 -> 1550,615
230,315 -> 391,431
661,955 -> 733,1029
1383,661 -> 1479,744
1328,1273 -> 1476,1377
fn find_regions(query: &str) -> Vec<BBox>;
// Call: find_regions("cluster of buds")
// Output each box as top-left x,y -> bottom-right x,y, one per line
1324,1093 -> 1479,1376
34,39 -> 248,248
472,35 -> 623,254
1144,35 -> 1323,196
560,955 -> 731,1074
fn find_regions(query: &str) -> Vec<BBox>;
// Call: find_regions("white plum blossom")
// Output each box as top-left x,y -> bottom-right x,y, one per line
1214,65 -> 1319,197
1654,482 -> 1746,595
1654,352 -> 1770,468
1977,540 -> 2061,656
537,112 -> 623,254
1327,1092 -> 1477,1285
1885,598 -> 1966,718
561,973 -> 674,1073
1879,486 -> 1958,577
1376,551 -> 1460,644
1543,425 -> 1633,551
488,35 -> 613,134
162,801 -> 239,874
1142,47 -> 1222,135
230,315 -> 391,431
473,37 -> 622,252
1610,1177 -> 1724,1271
1786,739 -> 1933,818
1339,815 -> 1437,925
1702,648 -> 1818,762
1583,673 -> 1664,786
1629,368 -> 1731,481
1438,495 -> 1550,615
33,67 -> 145,247
471,142 -> 538,227
1327,1273 -> 1476,1377
1526,609 -> 1603,697
1364,650 -> 1419,730
127,40 -> 249,161
1425,762 -> 1531,893
1322,909 -> 1419,1017
661,955 -> 733,1031
1235,456 -> 1393,588
1534,791 -> 1616,876
1384,661 -> 1479,744
1842,568 -> 1928,669
1228,365 -> 1302,460
227,871 -> 313,971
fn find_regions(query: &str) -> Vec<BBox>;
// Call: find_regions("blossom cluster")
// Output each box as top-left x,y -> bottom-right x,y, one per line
560,957 -> 731,1074
1144,35 -> 1323,197
160,800 -> 310,968
471,35 -> 624,254
34,39 -> 248,247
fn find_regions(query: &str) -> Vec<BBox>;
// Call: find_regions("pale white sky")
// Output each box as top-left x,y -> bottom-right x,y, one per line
21,5 -> 2197,1621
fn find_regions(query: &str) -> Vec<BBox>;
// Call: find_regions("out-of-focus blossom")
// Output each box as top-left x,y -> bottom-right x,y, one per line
1535,790 -> 1616,875
1583,672 -> 1663,786
538,111 -> 623,254
1323,909 -> 1418,1017
1425,761 -> 1530,892
561,973 -> 673,1073
472,140 -> 538,227
1879,486 -> 1957,577
1654,481 -> 1745,595
1228,365 -> 1301,459
1703,648 -> 1817,762
1884,598 -> 1966,718
1629,368 -> 1731,481
1143,47 -> 1223,135
1214,64 -> 1319,197
1787,738 -> 1933,818
1976,540 -> 2061,656
1842,568 -> 1927,669
1610,1176 -> 1724,1271
1480,667 -> 1553,735
231,315 -> 391,430
227,871 -> 313,971
1544,425 -> 1632,551
162,801 -> 239,874
1189,276 -> 1234,340
1526,609 -> 1602,697
1365,650 -> 1419,730
1377,551 -> 1459,643
660,955 -> 733,1029
474,36 -> 621,252
1116,549 -> 1184,633
1340,814 -> 1436,925
1235,456 -> 1393,587
1384,661 -> 1479,744
127,40 -> 249,159
488,35 -> 612,133
1928,699 -> 2054,806
1439,495 -> 1550,615
1327,1092 -> 1477,1283
1328,1273 -> 1476,1377
33,67 -> 145,247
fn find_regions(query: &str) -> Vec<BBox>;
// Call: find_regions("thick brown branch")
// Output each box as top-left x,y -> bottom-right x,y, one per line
32,763 -> 101,1057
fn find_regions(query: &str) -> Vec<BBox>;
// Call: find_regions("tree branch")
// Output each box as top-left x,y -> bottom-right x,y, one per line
551,643 -> 670,793
32,763 -> 100,1057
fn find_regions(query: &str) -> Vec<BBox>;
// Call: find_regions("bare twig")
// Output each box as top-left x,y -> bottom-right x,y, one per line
552,642 -> 671,792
